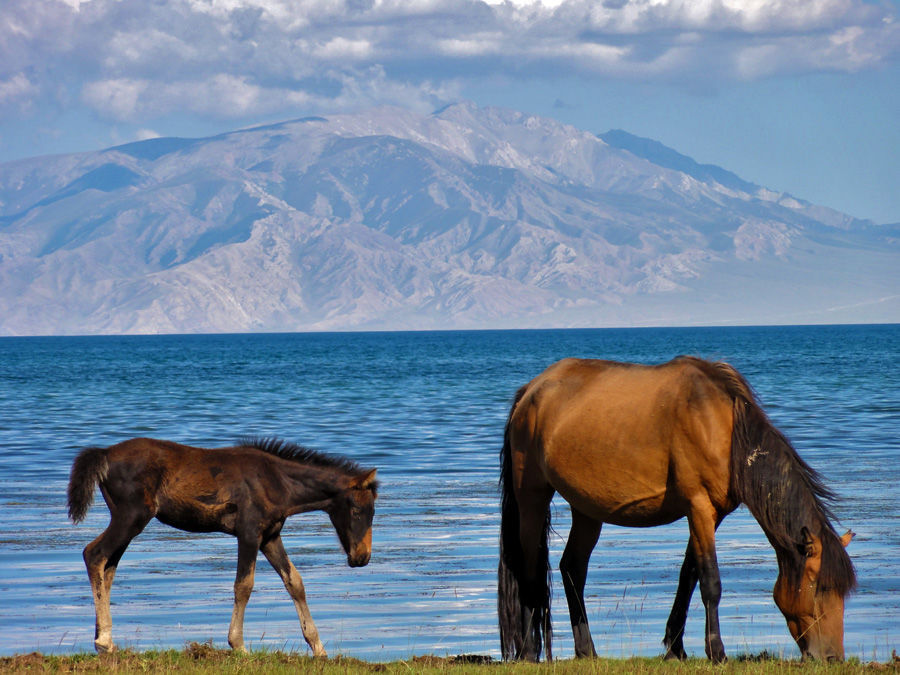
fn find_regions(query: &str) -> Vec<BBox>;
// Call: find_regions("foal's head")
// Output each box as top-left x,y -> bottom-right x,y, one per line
772,528 -> 854,661
328,469 -> 378,567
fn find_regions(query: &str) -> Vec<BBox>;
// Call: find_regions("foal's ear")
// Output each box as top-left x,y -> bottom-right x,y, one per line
840,529 -> 854,547
351,469 -> 378,491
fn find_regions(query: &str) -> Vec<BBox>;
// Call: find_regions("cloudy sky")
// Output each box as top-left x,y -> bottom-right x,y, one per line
2,0 -> 898,223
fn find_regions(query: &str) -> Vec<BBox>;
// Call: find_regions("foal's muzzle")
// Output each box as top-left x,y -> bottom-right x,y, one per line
346,527 -> 372,567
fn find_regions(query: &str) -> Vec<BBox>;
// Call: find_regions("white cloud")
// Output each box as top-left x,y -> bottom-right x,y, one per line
314,37 -> 375,61
81,79 -> 148,119
135,128 -> 162,141
437,36 -> 504,56
0,73 -> 37,106
77,66 -> 454,121
0,0 -> 896,122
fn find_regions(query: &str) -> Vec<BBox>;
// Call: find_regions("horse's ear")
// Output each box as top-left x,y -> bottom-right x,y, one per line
840,529 -> 854,547
351,469 -> 378,491
797,526 -> 815,557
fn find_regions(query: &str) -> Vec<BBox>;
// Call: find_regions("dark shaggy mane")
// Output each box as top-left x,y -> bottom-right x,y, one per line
239,437 -> 370,479
676,356 -> 857,597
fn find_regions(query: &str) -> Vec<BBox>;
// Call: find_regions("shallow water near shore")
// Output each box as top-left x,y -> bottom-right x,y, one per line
0,326 -> 896,661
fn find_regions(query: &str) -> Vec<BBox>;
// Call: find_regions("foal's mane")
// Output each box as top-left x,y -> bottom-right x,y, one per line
239,437 -> 372,481
677,356 -> 856,596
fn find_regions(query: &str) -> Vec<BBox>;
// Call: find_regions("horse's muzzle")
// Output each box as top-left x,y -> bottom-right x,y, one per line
802,649 -> 842,663
348,551 -> 370,567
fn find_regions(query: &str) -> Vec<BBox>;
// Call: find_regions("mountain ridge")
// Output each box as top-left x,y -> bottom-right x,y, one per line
0,102 -> 896,335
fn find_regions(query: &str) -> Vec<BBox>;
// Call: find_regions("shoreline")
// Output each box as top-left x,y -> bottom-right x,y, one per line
1,644 -> 897,674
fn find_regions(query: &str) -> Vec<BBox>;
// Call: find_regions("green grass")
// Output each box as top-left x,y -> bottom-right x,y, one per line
1,644 -> 896,674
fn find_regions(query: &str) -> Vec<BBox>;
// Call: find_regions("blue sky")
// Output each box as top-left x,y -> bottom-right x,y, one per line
1,0 -> 898,223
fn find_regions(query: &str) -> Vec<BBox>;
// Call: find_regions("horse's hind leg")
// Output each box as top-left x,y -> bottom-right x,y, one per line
261,535 -> 327,657
227,537 -> 259,653
560,509 -> 602,658
83,510 -> 151,652
663,542 -> 699,660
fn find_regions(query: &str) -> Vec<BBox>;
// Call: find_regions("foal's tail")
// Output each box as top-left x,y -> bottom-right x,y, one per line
67,446 -> 109,523
498,385 -> 552,662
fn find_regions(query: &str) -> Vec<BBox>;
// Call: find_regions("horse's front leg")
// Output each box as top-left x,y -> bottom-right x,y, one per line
560,510 -> 602,658
688,500 -> 726,663
228,538 -> 259,652
261,535 -> 327,657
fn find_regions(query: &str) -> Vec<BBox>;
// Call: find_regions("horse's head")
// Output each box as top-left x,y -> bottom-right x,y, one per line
328,468 -> 378,567
773,528 -> 854,661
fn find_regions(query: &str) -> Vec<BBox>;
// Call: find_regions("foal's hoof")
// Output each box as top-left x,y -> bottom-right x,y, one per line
94,639 -> 115,654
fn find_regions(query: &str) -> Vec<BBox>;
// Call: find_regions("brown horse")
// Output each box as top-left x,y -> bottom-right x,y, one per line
67,437 -> 378,655
498,356 -> 855,663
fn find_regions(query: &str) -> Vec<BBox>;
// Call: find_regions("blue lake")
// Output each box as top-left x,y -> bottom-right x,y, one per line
0,326 -> 896,660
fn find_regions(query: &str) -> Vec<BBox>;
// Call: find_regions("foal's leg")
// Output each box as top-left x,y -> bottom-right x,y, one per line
261,535 -> 327,657
560,509 -> 602,658
687,499 -> 726,663
227,537 -> 260,652
83,510 -> 151,652
663,542 -> 698,660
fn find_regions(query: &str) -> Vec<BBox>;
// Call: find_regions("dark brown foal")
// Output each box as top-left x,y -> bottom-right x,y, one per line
68,437 -> 378,655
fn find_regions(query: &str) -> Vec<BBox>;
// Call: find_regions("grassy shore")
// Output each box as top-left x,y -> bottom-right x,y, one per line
1,644 -> 897,674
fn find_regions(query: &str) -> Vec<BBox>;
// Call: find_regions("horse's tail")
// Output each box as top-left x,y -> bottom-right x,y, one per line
498,385 -> 552,661
67,446 -> 109,523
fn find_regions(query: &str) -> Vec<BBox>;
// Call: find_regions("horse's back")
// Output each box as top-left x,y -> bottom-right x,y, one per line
510,357 -> 735,524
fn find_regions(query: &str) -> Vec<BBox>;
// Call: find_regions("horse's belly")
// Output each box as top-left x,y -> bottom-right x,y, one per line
556,480 -> 683,527
544,442 -> 684,527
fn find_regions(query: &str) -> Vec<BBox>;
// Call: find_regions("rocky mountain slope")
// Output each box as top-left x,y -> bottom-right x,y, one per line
0,102 -> 896,334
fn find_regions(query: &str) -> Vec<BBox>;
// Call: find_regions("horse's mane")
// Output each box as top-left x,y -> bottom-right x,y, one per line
239,437 -> 373,482
675,356 -> 856,596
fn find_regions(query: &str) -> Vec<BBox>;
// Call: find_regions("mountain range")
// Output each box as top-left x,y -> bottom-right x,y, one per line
0,102 -> 896,335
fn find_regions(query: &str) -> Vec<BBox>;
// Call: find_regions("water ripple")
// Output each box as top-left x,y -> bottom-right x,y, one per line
0,326 -> 896,661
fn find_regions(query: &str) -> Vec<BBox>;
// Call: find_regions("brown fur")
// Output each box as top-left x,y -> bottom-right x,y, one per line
498,357 -> 854,663
67,437 -> 378,656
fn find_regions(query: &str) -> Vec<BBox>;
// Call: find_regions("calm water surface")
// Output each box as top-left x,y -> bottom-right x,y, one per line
0,326 -> 896,660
